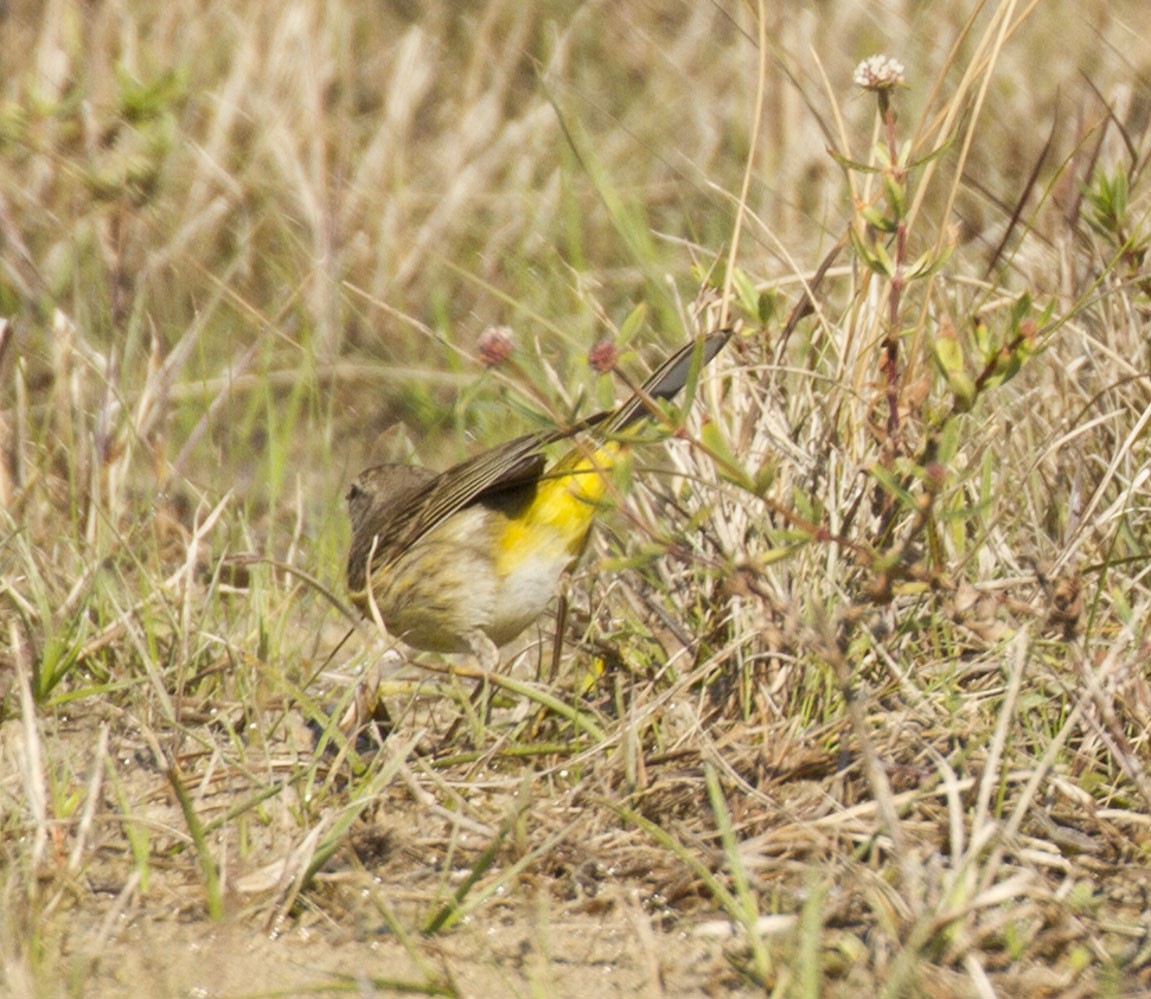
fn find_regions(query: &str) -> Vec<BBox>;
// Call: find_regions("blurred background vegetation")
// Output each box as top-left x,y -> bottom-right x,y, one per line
5,0 -> 1146,518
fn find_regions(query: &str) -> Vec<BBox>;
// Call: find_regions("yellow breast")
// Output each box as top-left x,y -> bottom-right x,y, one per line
486,442 -> 621,646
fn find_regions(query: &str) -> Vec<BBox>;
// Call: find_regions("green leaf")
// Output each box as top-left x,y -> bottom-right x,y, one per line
933,333 -> 965,376
948,370 -> 976,411
827,145 -> 883,174
701,420 -> 756,493
906,247 -> 950,280
757,289 -> 778,325
882,171 -> 906,220
1010,291 -> 1032,327
617,302 -> 648,346
974,319 -> 992,358
934,418 -> 960,467
731,267 -> 761,320
870,463 -> 916,508
115,64 -> 186,122
862,203 -> 897,233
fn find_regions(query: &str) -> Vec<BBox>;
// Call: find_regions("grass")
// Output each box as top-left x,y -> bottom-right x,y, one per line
3,0 -> 1151,996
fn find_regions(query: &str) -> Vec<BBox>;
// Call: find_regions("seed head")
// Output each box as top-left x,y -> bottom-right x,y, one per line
587,338 -> 620,374
476,325 -> 515,367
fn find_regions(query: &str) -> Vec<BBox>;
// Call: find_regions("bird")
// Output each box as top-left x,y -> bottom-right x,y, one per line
345,329 -> 731,667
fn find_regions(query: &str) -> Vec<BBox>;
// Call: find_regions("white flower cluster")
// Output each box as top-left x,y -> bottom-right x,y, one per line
853,55 -> 906,91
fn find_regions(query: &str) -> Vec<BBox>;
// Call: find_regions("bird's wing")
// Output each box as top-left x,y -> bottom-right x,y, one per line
374,328 -> 732,560
386,429 -> 560,556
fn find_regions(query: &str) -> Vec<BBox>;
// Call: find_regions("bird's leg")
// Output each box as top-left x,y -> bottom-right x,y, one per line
439,630 -> 501,748
545,589 -> 569,685
467,630 -> 501,673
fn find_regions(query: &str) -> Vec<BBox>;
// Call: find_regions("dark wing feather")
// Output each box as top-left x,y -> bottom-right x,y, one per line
604,328 -> 732,434
384,429 -> 563,559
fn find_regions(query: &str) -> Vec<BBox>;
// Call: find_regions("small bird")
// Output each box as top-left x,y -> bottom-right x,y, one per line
346,330 -> 730,666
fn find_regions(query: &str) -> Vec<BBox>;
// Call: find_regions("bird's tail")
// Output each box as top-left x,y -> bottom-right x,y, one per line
603,328 -> 731,435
